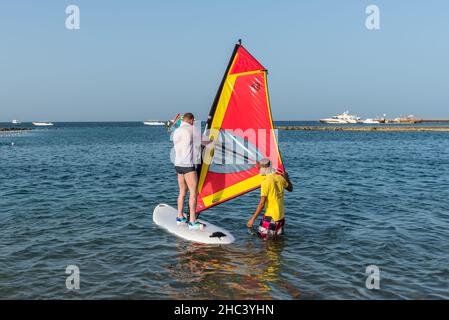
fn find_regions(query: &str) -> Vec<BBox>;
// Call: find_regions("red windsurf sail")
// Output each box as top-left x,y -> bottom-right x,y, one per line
196,42 -> 284,213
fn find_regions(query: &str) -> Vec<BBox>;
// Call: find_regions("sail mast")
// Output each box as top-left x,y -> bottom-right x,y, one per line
205,41 -> 241,132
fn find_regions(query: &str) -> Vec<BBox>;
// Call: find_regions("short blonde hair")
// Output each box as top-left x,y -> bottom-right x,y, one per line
258,158 -> 273,175
259,158 -> 271,168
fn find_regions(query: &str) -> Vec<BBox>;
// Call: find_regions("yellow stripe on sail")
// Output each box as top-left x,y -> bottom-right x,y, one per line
197,146 -> 213,193
197,76 -> 237,193
202,174 -> 265,207
229,70 -> 263,78
198,67 -> 235,192
209,76 -> 238,136
263,71 -> 283,166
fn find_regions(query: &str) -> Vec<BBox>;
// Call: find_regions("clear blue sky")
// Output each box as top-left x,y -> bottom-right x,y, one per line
1,0 -> 448,121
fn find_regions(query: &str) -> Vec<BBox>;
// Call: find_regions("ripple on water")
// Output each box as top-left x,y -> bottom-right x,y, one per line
1,123 -> 449,299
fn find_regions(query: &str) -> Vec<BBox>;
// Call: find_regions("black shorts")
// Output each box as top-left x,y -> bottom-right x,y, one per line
175,166 -> 196,174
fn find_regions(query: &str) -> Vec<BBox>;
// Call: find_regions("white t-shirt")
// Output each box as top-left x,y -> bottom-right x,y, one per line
173,121 -> 201,167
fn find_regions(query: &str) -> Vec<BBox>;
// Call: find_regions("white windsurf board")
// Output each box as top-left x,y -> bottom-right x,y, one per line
153,204 -> 235,244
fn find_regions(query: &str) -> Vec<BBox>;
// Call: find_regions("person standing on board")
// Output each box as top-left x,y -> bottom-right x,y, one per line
246,158 -> 293,238
172,113 -> 205,230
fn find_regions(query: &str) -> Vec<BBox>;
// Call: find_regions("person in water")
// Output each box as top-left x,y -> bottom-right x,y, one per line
172,112 -> 206,230
246,158 -> 293,238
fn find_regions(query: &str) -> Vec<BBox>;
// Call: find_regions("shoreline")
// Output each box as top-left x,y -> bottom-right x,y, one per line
3,126 -> 449,132
276,126 -> 449,132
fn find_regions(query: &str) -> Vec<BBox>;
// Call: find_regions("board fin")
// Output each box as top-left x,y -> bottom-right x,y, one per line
210,231 -> 227,239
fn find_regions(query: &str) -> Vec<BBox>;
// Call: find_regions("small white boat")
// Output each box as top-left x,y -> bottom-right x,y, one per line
143,120 -> 166,126
12,119 -> 21,124
32,122 -> 54,126
320,111 -> 360,124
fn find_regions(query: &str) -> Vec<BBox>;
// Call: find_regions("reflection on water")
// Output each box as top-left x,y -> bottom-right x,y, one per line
2,122 -> 449,299
165,236 -> 301,299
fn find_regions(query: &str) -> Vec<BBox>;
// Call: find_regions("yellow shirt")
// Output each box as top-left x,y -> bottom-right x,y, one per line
260,173 -> 288,221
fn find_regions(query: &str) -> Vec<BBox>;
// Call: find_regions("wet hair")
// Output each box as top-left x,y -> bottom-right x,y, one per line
183,113 -> 194,121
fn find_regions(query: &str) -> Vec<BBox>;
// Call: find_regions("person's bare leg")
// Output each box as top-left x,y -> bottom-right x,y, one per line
177,173 -> 187,218
184,171 -> 198,223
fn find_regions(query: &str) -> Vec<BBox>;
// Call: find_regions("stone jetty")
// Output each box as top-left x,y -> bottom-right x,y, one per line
0,127 -> 31,131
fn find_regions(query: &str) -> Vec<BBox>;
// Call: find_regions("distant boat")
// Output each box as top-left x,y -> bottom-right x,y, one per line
143,120 -> 166,126
319,111 -> 360,124
12,119 -> 21,124
32,122 -> 54,126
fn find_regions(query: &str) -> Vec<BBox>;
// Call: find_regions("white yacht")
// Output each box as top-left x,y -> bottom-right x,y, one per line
12,119 -> 21,124
319,111 -> 360,124
32,122 -> 54,126
143,120 -> 166,126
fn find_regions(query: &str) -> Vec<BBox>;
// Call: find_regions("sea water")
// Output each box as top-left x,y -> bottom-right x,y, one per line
1,122 -> 448,299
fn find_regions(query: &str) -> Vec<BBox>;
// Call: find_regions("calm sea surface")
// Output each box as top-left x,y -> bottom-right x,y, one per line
1,122 -> 449,299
